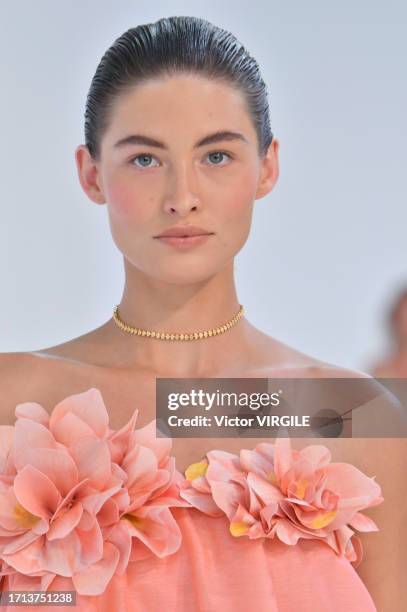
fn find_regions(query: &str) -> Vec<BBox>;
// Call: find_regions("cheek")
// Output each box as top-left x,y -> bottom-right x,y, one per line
106,182 -> 143,218
218,173 -> 256,227
105,180 -> 154,254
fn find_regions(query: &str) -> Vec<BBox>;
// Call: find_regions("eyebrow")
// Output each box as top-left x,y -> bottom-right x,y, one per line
112,130 -> 249,150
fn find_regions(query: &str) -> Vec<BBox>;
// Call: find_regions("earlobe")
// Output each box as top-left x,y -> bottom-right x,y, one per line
75,144 -> 106,205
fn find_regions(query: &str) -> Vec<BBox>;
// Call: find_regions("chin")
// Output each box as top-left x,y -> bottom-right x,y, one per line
151,265 -> 220,285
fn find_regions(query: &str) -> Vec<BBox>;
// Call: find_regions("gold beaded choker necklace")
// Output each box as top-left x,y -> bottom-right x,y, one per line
112,304 -> 244,341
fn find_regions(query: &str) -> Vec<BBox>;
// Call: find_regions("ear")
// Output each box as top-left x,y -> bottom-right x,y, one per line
255,138 -> 280,200
75,145 -> 106,204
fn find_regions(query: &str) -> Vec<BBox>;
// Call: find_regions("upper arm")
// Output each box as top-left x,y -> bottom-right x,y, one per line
353,437 -> 407,612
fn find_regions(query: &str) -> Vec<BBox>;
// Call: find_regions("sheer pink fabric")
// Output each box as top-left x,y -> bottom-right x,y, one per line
2,507 -> 377,611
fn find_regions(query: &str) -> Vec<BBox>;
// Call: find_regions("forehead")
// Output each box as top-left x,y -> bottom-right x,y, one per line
103,74 -> 256,147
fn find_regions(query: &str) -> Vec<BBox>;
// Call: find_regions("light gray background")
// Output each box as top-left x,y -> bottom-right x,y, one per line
0,1 -> 406,371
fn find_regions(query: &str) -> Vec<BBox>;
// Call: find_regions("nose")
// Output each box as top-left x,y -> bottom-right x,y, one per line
163,165 -> 201,216
164,198 -> 199,216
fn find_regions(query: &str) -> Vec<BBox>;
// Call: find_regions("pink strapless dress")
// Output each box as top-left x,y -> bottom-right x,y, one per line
0,388 -> 383,611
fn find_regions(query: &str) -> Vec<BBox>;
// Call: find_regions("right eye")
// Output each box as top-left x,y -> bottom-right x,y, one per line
129,154 -> 160,169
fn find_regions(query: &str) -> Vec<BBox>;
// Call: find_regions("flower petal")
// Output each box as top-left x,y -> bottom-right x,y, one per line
246,471 -> 284,506
13,419 -> 58,464
130,419 -> 172,467
179,486 -> 223,516
122,506 -> 182,558
273,437 -> 293,482
348,511 -> 379,532
50,411 -> 98,448
0,427 -> 15,475
0,487 -> 29,532
14,464 -> 61,521
2,535 -> 44,573
239,446 -> 274,479
105,520 -> 132,575
40,529 -> 82,576
13,447 -> 78,498
298,444 -> 332,469
75,518 -> 104,567
122,444 -> 158,489
81,482 -> 123,516
47,503 -> 83,540
108,409 -> 139,463
69,436 -> 112,489
15,402 -> 50,426
71,541 -> 119,596
322,462 -> 382,529
49,388 -> 109,439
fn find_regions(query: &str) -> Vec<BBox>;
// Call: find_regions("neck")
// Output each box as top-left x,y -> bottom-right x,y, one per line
103,260 -> 252,376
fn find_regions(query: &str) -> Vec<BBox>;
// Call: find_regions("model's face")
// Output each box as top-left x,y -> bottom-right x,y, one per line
76,74 -> 279,284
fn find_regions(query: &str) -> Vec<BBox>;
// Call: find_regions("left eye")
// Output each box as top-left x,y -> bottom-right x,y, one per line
206,151 -> 231,165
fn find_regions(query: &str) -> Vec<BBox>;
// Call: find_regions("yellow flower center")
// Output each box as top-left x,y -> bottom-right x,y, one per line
185,460 -> 208,481
294,478 -> 308,499
267,470 -> 278,485
13,503 -> 41,529
310,510 -> 338,529
230,521 -> 249,537
123,513 -> 146,531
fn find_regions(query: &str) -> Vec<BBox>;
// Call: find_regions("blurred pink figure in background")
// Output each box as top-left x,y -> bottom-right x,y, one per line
372,287 -> 407,377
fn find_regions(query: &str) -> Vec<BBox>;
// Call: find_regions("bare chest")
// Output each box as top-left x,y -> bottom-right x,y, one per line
26,360 -> 308,474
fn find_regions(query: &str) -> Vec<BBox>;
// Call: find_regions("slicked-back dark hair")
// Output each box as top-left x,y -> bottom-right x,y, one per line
84,15 -> 273,161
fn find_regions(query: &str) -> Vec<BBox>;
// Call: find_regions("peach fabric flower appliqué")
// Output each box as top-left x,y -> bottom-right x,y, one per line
179,438 -> 384,567
0,388 -> 190,596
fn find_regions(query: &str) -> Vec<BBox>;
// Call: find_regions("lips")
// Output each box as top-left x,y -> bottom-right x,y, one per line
154,225 -> 213,238
154,233 -> 214,250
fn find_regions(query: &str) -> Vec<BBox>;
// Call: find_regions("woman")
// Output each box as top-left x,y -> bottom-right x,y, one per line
372,287 -> 407,377
0,15 -> 405,611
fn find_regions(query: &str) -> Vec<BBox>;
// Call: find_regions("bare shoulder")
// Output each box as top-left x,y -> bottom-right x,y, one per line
0,350 -> 98,425
0,352 -> 42,424
0,350 -> 44,389
253,326 -> 376,378
257,327 -> 394,387
256,335 -> 406,460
